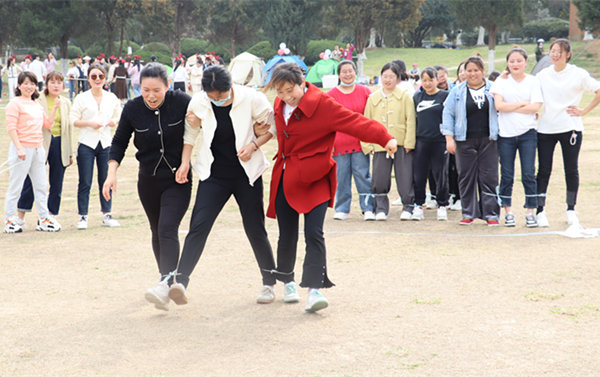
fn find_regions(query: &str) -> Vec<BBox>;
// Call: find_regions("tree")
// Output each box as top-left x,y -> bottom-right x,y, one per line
262,0 -> 325,57
449,0 -> 524,71
87,0 -> 140,57
139,0 -> 196,57
405,0 -> 457,47
198,0 -> 264,59
573,0 -> 600,34
0,0 -> 22,57
329,0 -> 423,76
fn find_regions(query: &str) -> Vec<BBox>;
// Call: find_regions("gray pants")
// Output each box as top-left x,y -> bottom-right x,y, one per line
455,137 -> 499,220
372,150 -> 414,214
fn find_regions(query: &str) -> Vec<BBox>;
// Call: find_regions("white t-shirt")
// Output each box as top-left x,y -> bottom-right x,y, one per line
490,74 -> 543,137
536,64 -> 600,134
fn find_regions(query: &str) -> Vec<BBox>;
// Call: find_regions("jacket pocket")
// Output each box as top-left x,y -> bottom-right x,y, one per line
296,145 -> 334,184
134,128 -> 149,133
168,119 -> 183,127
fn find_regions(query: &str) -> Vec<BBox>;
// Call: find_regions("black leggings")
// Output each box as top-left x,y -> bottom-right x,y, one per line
138,169 -> 191,282
275,176 -> 333,289
537,131 -> 582,209
177,175 -> 276,288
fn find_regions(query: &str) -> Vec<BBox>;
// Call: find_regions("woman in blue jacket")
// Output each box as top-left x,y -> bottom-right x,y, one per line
441,56 -> 500,225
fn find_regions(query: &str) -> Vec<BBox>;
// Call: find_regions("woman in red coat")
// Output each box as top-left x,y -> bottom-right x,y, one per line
260,63 -> 397,312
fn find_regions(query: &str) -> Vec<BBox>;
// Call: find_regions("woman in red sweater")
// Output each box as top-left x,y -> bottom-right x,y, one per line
259,63 -> 397,312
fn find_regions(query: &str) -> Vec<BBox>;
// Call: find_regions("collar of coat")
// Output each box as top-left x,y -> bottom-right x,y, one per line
369,86 -> 406,106
277,81 -> 321,119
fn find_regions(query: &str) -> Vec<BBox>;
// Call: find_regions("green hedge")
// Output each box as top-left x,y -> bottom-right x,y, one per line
134,50 -> 172,66
67,45 -> 83,60
520,18 -> 569,41
245,41 -> 276,60
305,40 -> 343,65
143,42 -> 171,56
181,38 -> 210,57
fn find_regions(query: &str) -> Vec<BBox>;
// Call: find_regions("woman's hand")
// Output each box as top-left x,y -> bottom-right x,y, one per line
566,106 -> 584,117
90,121 -> 104,129
384,139 -> 398,158
66,156 -> 73,168
102,174 -> 117,201
253,121 -> 270,136
186,111 -> 202,128
446,138 -> 456,155
53,96 -> 61,110
175,161 -> 190,184
17,147 -> 26,160
404,147 -> 413,154
237,142 -> 257,162
105,120 -> 116,128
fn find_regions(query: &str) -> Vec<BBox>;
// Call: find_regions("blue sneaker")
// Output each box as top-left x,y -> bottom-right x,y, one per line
305,289 -> 328,312
283,281 -> 300,303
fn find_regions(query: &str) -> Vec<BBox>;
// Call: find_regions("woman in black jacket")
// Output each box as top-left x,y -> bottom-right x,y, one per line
102,63 -> 192,311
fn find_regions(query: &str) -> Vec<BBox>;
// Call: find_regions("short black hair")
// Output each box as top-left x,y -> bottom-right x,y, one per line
202,65 -> 232,92
140,63 -> 169,86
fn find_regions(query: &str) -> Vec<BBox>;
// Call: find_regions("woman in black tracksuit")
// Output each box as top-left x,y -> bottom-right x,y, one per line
103,63 -> 192,311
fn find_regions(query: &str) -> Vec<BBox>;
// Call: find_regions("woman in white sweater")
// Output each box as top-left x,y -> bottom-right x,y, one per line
535,39 -> 600,227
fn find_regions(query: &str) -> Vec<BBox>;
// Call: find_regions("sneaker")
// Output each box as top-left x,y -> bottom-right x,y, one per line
168,283 -> 188,305
437,206 -> 448,221
4,217 -> 23,233
333,212 -> 348,220
487,218 -> 500,227
77,215 -> 88,230
15,216 -> 26,228
450,199 -> 462,211
305,289 -> 328,313
400,210 -> 412,221
392,197 -> 402,206
525,213 -> 538,228
145,280 -> 170,311
459,217 -> 474,225
504,213 -> 516,227
363,211 -> 376,221
536,211 -> 549,227
36,216 -> 61,232
256,285 -> 275,304
283,281 -> 300,303
566,210 -> 579,225
411,206 -> 424,221
102,213 -> 120,227
375,212 -> 387,221
425,199 -> 438,210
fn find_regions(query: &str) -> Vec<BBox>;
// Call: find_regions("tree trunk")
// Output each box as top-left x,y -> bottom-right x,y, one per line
176,0 -> 183,56
488,23 -> 497,72
477,26 -> 485,46
367,28 -> 377,48
118,23 -> 124,57
60,34 -> 69,73
356,50 -> 367,79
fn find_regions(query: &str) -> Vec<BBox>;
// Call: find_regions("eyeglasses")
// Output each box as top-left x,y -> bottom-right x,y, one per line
90,74 -> 105,80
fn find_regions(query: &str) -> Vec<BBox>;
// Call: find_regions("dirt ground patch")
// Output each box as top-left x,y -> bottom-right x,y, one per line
1,104 -> 600,377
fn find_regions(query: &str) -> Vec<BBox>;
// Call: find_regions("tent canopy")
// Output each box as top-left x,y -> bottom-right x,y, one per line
263,55 -> 308,85
228,52 -> 265,87
531,54 -> 552,76
306,59 -> 339,84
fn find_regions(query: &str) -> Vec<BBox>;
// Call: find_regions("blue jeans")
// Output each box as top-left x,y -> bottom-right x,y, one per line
498,129 -> 537,208
77,143 -> 111,215
333,152 -> 373,214
18,136 -> 67,215
69,80 -> 77,100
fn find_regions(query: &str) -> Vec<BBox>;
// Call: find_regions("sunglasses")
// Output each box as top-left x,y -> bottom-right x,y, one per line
90,74 -> 105,80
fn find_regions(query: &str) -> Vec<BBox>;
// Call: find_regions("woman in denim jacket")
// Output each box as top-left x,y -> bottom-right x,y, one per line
441,56 -> 500,225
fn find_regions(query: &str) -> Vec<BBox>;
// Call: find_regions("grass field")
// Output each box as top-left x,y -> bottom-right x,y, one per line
1,43 -> 600,377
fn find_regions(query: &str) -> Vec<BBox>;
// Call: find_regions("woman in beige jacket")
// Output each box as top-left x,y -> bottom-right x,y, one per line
363,62 -> 416,220
16,72 -> 73,226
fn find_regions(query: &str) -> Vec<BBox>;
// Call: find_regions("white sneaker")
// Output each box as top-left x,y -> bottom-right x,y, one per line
145,280 -> 170,311
4,216 -> 23,233
437,206 -> 448,221
256,285 -> 275,304
425,199 -> 438,210
77,215 -> 88,230
566,210 -> 579,225
411,206 -> 424,221
333,212 -> 348,220
449,199 -> 462,211
283,281 -> 300,303
36,216 -> 61,232
400,210 -> 412,221
391,197 -> 402,206
536,211 -> 549,227
102,213 -> 120,227
305,289 -> 328,312
375,212 -> 387,221
168,283 -> 189,305
363,211 -> 376,221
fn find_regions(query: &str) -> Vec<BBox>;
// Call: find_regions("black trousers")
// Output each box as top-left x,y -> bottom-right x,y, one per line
413,139 -> 449,206
177,175 -> 276,287
275,175 -> 333,289
138,169 -> 191,282
537,131 -> 582,208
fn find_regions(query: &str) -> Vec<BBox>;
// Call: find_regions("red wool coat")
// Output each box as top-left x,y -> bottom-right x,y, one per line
266,82 -> 393,219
